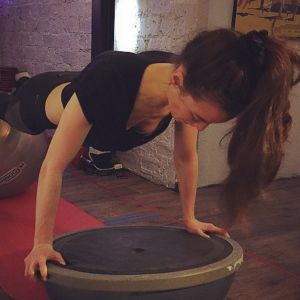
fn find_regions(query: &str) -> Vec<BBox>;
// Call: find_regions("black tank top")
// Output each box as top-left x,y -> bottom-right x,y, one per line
62,51 -> 175,151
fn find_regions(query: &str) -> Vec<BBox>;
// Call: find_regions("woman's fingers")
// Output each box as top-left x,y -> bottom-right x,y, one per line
205,223 -> 230,238
24,244 -> 66,281
184,219 -> 230,239
38,260 -> 48,281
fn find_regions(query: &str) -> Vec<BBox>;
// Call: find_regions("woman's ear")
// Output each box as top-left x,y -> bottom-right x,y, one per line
171,66 -> 185,88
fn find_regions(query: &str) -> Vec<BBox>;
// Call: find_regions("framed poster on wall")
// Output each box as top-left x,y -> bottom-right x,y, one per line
232,0 -> 300,38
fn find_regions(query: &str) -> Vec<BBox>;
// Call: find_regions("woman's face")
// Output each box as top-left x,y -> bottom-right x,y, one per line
169,91 -> 230,131
168,67 -> 230,131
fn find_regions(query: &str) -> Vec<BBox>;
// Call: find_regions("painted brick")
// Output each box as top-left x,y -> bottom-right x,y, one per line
0,0 -> 92,74
151,0 -> 171,14
37,19 -> 51,33
0,0 -> 209,188
114,0 -> 209,188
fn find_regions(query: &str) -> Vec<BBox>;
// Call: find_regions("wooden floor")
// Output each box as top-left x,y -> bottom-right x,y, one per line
1,164 -> 300,300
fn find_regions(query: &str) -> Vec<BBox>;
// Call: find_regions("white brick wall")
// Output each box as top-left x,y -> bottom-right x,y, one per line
115,0 -> 210,188
0,0 -> 91,74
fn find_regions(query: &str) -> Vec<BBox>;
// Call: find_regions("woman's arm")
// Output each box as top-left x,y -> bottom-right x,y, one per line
24,94 -> 92,280
174,121 -> 229,238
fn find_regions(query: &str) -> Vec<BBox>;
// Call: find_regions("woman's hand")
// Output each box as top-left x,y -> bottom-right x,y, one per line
24,244 -> 66,281
183,218 -> 230,239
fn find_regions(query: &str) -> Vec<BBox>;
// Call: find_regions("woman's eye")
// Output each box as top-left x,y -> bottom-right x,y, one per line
193,114 -> 201,122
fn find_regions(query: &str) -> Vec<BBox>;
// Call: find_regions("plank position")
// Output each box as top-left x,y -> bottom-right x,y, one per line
1,28 -> 299,281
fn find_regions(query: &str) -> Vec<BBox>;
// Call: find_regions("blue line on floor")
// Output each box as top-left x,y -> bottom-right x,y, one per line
104,213 -> 161,226
104,214 -> 140,224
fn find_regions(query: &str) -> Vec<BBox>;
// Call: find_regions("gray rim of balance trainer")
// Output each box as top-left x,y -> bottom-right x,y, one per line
47,226 -> 244,293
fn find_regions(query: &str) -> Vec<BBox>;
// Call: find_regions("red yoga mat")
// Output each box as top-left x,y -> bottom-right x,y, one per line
0,182 -> 105,300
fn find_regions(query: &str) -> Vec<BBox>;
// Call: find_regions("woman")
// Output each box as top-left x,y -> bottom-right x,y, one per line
1,28 -> 300,281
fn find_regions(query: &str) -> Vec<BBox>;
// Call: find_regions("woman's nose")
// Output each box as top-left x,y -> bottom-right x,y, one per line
195,122 -> 209,131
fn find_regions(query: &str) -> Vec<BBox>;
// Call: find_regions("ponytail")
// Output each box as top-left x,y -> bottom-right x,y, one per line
223,36 -> 300,224
176,29 -> 300,224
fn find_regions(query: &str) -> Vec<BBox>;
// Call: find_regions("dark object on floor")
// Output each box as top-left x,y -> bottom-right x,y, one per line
72,146 -> 124,177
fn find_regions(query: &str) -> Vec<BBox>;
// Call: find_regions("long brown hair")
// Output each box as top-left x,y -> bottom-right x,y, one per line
175,29 -> 300,224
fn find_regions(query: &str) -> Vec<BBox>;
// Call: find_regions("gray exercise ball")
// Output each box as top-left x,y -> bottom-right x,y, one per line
0,120 -> 48,198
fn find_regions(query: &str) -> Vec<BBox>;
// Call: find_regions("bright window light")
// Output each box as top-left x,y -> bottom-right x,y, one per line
114,0 -> 139,52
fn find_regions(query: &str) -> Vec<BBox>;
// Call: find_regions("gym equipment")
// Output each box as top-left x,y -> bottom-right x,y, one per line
0,120 -> 48,198
43,226 -> 243,300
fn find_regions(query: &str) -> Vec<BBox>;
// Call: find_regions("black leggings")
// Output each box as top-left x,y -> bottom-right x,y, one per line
4,71 -> 79,134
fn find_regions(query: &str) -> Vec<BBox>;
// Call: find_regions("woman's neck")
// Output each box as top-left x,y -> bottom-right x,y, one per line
126,63 -> 174,130
136,63 -> 174,112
